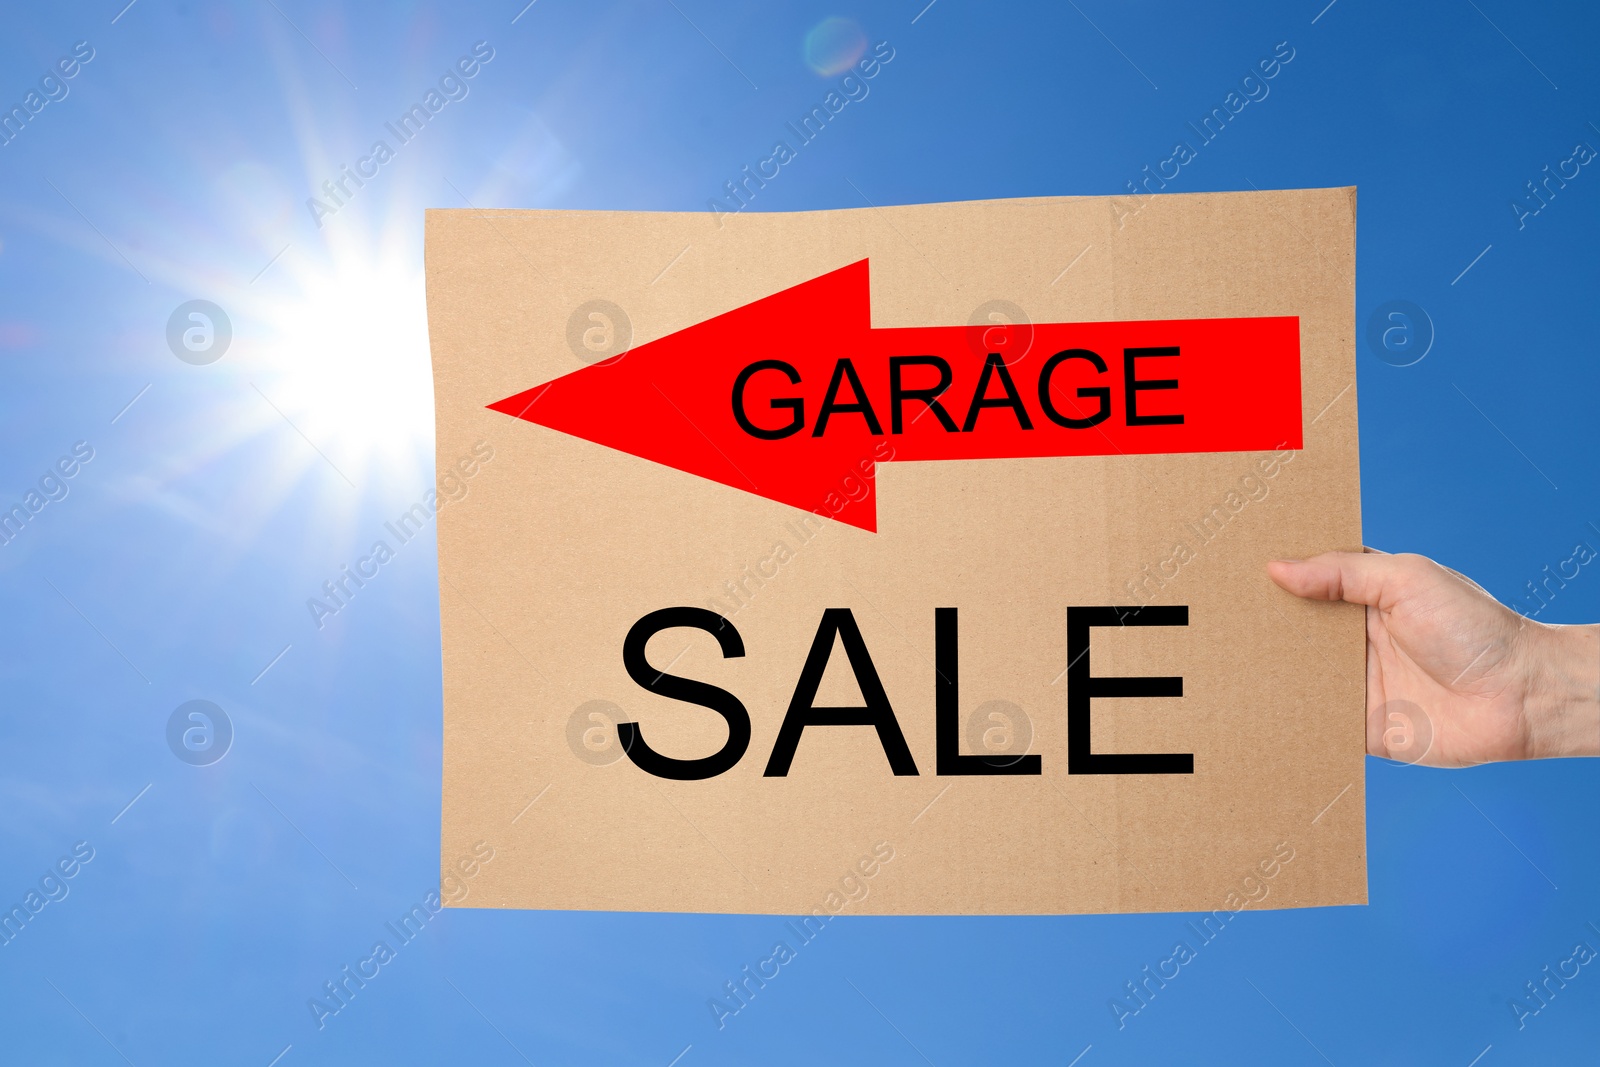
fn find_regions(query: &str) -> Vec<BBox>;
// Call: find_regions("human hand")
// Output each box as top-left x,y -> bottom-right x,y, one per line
1267,550 -> 1599,767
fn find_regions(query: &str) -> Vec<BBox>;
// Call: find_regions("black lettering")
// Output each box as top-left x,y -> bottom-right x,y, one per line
936,607 -> 1040,775
620,607 -> 751,780
889,355 -> 958,433
812,358 -> 883,437
732,360 -> 805,440
1124,347 -> 1183,426
1067,605 -> 1192,774
764,608 -> 919,776
961,352 -> 1033,432
1037,349 -> 1111,429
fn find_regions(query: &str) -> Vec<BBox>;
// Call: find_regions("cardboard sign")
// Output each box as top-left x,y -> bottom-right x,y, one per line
426,189 -> 1366,916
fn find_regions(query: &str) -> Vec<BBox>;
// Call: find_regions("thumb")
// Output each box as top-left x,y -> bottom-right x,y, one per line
1268,550 -> 1397,607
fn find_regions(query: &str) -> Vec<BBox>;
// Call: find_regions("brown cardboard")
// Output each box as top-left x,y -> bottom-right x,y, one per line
426,188 -> 1366,915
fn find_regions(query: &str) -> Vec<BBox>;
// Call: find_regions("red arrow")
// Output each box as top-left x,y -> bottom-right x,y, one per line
488,260 -> 1302,532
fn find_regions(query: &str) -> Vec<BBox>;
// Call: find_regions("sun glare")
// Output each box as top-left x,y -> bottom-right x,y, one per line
237,222 -> 436,499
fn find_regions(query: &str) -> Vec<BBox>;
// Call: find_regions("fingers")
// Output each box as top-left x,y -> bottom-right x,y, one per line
1268,551 -> 1400,607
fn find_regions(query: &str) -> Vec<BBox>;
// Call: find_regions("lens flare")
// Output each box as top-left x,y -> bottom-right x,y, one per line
804,17 -> 867,76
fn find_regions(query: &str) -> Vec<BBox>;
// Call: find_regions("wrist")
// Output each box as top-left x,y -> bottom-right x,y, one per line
1522,621 -> 1600,759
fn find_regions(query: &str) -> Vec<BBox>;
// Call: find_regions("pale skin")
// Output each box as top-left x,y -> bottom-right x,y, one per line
1267,550 -> 1600,767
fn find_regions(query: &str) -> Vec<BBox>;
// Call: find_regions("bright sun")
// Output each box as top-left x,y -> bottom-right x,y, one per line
237,222 -> 437,499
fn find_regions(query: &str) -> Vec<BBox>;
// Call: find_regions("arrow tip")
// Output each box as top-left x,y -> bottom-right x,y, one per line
486,385 -> 553,423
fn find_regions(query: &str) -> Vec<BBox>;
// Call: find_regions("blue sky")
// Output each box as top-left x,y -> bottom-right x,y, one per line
1,0 -> 1597,1063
